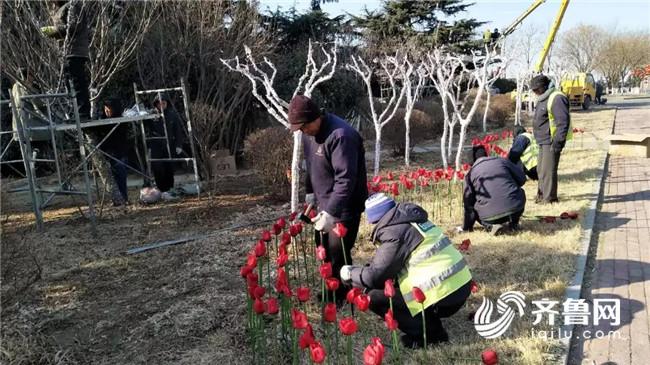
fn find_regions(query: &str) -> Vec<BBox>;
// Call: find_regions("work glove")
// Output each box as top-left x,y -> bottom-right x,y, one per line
454,226 -> 464,234
175,147 -> 185,156
340,265 -> 353,284
305,193 -> 316,206
312,211 -> 336,232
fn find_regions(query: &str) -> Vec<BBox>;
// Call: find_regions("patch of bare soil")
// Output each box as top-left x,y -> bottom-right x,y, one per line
1,172 -> 283,364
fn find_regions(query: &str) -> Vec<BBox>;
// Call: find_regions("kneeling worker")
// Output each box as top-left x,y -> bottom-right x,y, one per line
340,193 -> 472,348
462,145 -> 526,234
507,125 -> 539,180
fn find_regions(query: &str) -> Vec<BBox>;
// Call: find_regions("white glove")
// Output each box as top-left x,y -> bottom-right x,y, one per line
312,211 -> 336,231
305,193 -> 316,206
340,265 -> 353,282
455,226 -> 464,233
175,147 -> 184,155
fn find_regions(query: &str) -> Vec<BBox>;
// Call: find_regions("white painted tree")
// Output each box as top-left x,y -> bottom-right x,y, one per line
346,53 -> 406,176
221,40 -> 337,212
398,57 -> 426,167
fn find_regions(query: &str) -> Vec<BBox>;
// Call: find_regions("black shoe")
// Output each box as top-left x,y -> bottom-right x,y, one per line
400,329 -> 449,349
510,222 -> 521,232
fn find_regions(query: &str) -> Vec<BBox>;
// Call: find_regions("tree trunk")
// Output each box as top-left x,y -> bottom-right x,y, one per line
454,123 -> 468,172
404,107 -> 413,167
440,96 -> 449,168
482,89 -> 491,132
290,131 -> 302,213
374,126 -> 382,176
448,119 -> 456,159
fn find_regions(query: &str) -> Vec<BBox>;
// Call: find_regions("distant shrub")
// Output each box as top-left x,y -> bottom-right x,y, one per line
243,127 -> 292,198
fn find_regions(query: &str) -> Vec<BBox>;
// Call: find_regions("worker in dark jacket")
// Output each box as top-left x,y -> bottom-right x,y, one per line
507,125 -> 538,180
462,145 -> 526,234
150,95 -> 185,201
531,74 -> 571,204
98,98 -> 129,205
42,0 -> 91,119
288,95 -> 368,302
341,193 -> 472,348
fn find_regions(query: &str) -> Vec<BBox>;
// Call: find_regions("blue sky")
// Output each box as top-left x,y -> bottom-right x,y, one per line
258,0 -> 650,33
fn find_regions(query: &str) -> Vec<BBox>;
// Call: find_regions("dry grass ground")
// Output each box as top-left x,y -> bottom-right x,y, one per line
0,106 -> 614,364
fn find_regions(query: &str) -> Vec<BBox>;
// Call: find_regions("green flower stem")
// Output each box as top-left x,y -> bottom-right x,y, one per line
340,237 -> 349,266
346,335 -> 353,365
421,304 -> 427,350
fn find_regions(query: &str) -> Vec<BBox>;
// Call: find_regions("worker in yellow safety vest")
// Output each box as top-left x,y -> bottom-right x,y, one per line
340,193 -> 472,348
507,125 -> 539,181
483,28 -> 492,45
530,74 -> 571,204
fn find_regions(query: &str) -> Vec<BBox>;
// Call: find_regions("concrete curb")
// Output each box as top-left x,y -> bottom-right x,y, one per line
558,108 -> 617,365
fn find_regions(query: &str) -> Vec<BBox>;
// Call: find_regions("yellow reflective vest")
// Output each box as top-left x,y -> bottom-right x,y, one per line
520,132 -> 538,170
548,90 -> 573,141
398,221 -> 472,316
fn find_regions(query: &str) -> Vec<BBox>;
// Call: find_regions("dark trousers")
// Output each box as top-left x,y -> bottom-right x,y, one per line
150,140 -> 175,192
368,281 -> 471,338
64,56 -> 90,118
538,144 -> 562,202
315,215 -> 361,300
465,208 -> 524,230
108,155 -> 128,201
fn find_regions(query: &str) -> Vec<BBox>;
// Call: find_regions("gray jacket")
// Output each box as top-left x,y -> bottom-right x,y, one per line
51,2 -> 90,59
463,156 -> 526,224
533,87 -> 570,148
349,203 -> 428,289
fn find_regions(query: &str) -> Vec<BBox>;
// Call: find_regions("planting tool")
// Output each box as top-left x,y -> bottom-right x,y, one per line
299,203 -> 314,224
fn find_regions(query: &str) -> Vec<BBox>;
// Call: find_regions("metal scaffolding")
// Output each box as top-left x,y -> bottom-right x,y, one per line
1,79 -> 200,233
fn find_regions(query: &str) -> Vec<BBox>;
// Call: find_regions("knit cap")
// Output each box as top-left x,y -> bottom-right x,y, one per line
365,193 -> 396,224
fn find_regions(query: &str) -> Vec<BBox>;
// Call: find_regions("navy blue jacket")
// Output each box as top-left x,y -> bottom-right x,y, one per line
350,203 -> 428,289
507,134 -> 530,165
303,113 -> 367,221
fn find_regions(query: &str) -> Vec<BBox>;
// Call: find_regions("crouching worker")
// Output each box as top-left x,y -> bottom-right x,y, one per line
462,145 -> 526,235
508,125 -> 539,181
340,193 -> 472,348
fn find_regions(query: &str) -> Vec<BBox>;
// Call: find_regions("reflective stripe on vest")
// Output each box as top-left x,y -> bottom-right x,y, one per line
398,222 -> 472,316
520,132 -> 538,170
548,90 -> 573,141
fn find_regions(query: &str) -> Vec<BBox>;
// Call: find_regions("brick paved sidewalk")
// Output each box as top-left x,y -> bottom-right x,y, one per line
575,104 -> 650,365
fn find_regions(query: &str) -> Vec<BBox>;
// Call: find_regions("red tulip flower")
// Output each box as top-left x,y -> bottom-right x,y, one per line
254,240 -> 266,257
412,287 -> 426,303
309,341 -> 326,364
338,317 -> 358,335
463,163 -> 471,171
248,283 -> 259,299
289,225 -> 300,237
541,216 -> 556,223
384,279 -> 395,298
246,272 -> 258,287
325,277 -> 340,291
276,253 -> 289,267
346,287 -> 362,304
297,287 -> 311,302
333,222 -> 348,238
261,230 -> 272,242
354,293 -> 371,311
384,309 -> 399,331
253,298 -> 266,314
390,182 -> 399,196
316,245 -> 327,261
456,171 -> 465,180
319,262 -> 332,279
246,251 -> 257,268
272,223 -> 282,236
459,239 -> 471,252
291,308 -> 309,329
470,280 -> 479,293
275,268 -> 289,293
481,349 -> 499,365
387,172 -> 394,180
289,212 -> 297,221
266,298 -> 279,315
323,303 -> 337,323
240,265 -> 253,278
299,324 -> 315,349
372,175 -> 382,184
253,286 -> 266,299
277,217 -> 287,229
363,337 -> 385,365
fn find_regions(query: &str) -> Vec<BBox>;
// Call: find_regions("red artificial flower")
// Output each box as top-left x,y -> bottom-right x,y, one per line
333,222 -> 348,238
325,277 -> 340,291
319,262 -> 332,279
384,279 -> 395,298
316,245 -> 327,261
248,283 -> 258,299
462,163 -> 471,171
272,223 -> 282,236
502,130 -> 509,140
481,349 -> 499,365
472,137 -> 481,145
240,265 -> 253,278
541,216 -> 556,223
246,251 -> 257,268
308,209 -> 317,219
275,268 -> 289,294
261,230 -> 272,242
384,309 -> 398,331
289,212 -> 297,221
404,179 -> 414,190
246,272 -> 258,287
299,324 -> 315,349
292,308 -> 309,329
278,243 -> 288,256
390,182 -> 399,196
456,171 -> 465,180
266,298 -> 279,315
354,293 -> 371,312
346,287 -> 362,304
338,317 -> 358,336
289,224 -> 300,237
470,280 -> 479,293
253,286 -> 266,299
459,239 -> 471,252
276,253 -> 289,267
297,287 -> 311,302
363,337 -> 385,365
372,175 -> 382,184
254,240 -> 266,257
387,172 -> 394,180
412,287 -> 426,303
323,302 -> 337,323
419,178 -> 429,187
309,341 -> 326,364
253,298 -> 266,314
281,232 -> 291,245
277,217 -> 287,229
